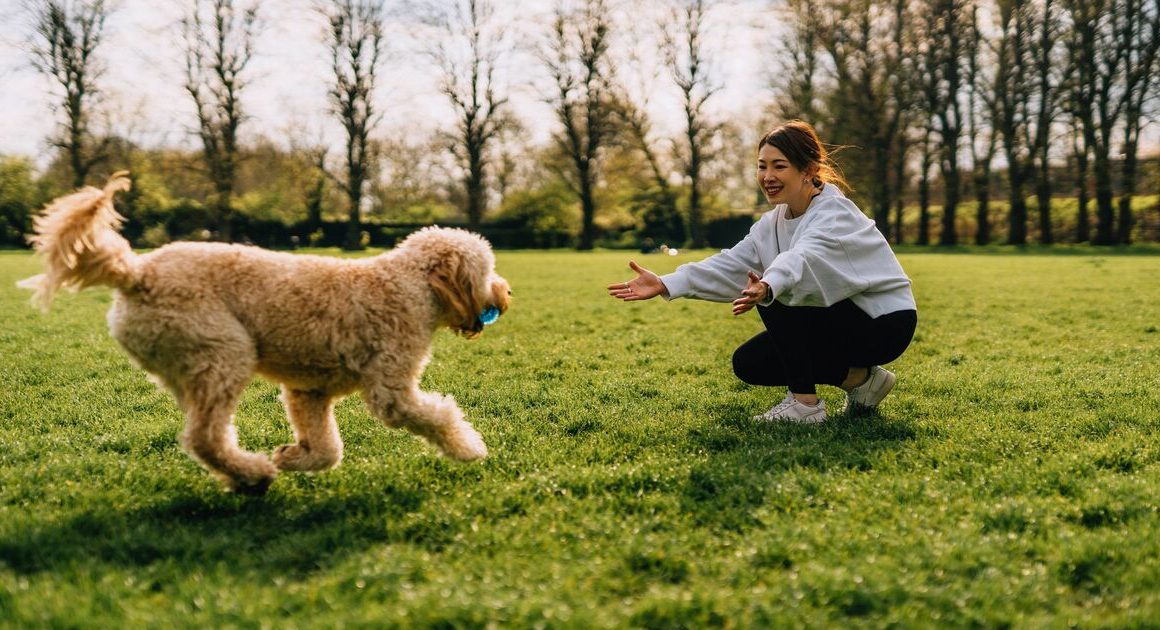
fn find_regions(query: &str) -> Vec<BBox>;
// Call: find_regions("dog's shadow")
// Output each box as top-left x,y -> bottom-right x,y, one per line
0,480 -> 449,578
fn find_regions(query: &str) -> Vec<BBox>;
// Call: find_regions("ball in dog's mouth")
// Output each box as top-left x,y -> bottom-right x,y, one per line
478,305 -> 501,326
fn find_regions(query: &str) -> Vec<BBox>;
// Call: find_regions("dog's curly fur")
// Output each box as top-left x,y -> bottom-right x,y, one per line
19,172 -> 511,494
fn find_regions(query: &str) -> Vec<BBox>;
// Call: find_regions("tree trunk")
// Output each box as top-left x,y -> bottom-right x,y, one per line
1076,159 -> 1090,243
579,170 -> 596,250
217,195 -> 234,242
1118,136 -> 1140,244
466,144 -> 485,230
939,164 -> 959,246
1035,176 -> 1053,244
688,182 -> 703,249
344,188 -> 362,251
893,198 -> 904,245
873,154 -> 891,237
1093,150 -> 1115,245
918,167 -> 931,246
974,170 -> 990,245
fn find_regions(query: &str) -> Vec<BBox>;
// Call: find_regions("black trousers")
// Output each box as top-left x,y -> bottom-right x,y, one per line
732,299 -> 917,395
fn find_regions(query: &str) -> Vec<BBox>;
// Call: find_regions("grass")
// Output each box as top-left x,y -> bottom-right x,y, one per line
1,247 -> 1159,627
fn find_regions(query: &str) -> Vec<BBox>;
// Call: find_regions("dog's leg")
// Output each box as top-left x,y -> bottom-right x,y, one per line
178,369 -> 278,495
273,387 -> 343,472
361,382 -> 487,461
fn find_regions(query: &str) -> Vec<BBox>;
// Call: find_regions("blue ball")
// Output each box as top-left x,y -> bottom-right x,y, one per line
479,305 -> 501,325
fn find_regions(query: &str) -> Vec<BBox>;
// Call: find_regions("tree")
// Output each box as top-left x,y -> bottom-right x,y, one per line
987,0 -> 1033,244
425,0 -> 510,230
819,0 -> 913,238
965,1 -> 998,244
542,0 -> 617,250
322,0 -> 385,250
663,0 -> 720,249
182,0 -> 259,243
773,0 -> 825,124
1027,0 -> 1063,244
29,0 -> 114,188
1067,116 -> 1092,242
916,125 -> 934,245
1062,0 -> 1129,244
1115,0 -> 1160,243
0,157 -> 40,246
916,0 -> 970,246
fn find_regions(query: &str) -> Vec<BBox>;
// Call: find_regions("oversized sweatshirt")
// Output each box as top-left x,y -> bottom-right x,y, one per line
659,183 -> 916,318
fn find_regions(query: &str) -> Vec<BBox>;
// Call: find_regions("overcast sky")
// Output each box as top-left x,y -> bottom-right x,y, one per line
0,0 -> 774,165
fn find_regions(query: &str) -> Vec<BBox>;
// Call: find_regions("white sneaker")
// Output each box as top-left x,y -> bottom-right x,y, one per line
753,393 -> 827,424
843,366 -> 896,414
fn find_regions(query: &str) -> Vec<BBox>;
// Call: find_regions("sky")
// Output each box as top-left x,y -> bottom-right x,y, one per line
0,0 -> 775,166
4,0 -> 1149,171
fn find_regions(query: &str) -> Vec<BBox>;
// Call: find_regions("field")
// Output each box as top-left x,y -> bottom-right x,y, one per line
1,247 -> 1158,627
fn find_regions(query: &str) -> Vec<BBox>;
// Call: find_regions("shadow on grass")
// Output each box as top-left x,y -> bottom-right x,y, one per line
0,480 -> 448,578
676,404 -> 924,532
691,402 -> 922,471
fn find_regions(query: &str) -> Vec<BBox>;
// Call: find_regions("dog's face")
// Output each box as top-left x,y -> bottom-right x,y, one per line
413,228 -> 510,339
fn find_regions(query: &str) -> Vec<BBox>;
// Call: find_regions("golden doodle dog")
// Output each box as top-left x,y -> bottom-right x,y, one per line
19,172 -> 510,495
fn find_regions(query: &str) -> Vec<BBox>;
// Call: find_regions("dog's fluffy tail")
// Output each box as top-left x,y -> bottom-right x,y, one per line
18,171 -> 139,311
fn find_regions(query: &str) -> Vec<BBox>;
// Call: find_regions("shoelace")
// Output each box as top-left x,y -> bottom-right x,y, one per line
764,396 -> 798,416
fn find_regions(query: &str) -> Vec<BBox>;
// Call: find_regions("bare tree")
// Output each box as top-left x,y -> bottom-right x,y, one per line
965,1 -> 998,244
916,125 -> 934,245
322,0 -> 385,250
607,30 -> 684,245
773,0 -> 825,124
819,0 -> 913,238
1062,0 -> 1145,245
1027,0 -> 1062,244
542,0 -> 617,250
916,0 -> 970,246
182,0 -> 259,242
986,0 -> 1033,244
663,0 -> 720,249
29,0 -> 114,188
1115,0 -> 1160,243
425,0 -> 510,229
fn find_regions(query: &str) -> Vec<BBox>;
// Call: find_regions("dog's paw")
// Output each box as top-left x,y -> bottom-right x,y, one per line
443,425 -> 488,462
273,443 -> 341,471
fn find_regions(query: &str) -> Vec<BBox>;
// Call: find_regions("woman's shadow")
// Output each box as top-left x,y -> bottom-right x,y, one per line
675,401 -> 923,532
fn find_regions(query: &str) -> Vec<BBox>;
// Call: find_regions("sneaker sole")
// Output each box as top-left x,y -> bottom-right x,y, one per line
753,413 -> 828,424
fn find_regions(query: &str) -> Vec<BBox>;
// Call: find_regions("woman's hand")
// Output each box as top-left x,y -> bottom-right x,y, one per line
608,260 -> 668,301
731,271 -> 769,316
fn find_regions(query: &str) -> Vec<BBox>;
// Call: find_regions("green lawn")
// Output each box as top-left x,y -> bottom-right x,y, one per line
1,247 -> 1158,627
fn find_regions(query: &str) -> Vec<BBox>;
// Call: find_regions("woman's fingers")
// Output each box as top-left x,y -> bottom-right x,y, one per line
747,270 -> 761,283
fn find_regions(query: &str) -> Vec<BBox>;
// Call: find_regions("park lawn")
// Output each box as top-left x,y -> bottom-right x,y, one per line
0,247 -> 1158,627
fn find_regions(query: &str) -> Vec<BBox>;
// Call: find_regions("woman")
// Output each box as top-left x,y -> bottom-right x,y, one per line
607,120 -> 916,423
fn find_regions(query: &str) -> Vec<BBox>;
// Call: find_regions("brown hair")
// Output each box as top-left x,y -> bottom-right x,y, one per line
757,120 -> 849,192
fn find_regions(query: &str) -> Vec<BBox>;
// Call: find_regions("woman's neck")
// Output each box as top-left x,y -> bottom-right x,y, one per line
785,185 -> 821,218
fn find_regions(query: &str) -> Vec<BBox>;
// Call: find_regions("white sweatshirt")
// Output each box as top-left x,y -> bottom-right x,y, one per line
660,184 -> 916,318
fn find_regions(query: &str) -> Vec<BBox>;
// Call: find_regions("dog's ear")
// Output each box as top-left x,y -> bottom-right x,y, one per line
429,252 -> 485,338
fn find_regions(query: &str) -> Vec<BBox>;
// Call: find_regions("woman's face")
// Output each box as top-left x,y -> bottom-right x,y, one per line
756,144 -> 814,207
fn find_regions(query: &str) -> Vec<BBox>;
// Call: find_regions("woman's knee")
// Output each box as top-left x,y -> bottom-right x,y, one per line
732,345 -> 774,385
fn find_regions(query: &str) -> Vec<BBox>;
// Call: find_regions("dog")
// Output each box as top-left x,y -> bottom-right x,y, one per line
19,172 -> 511,495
